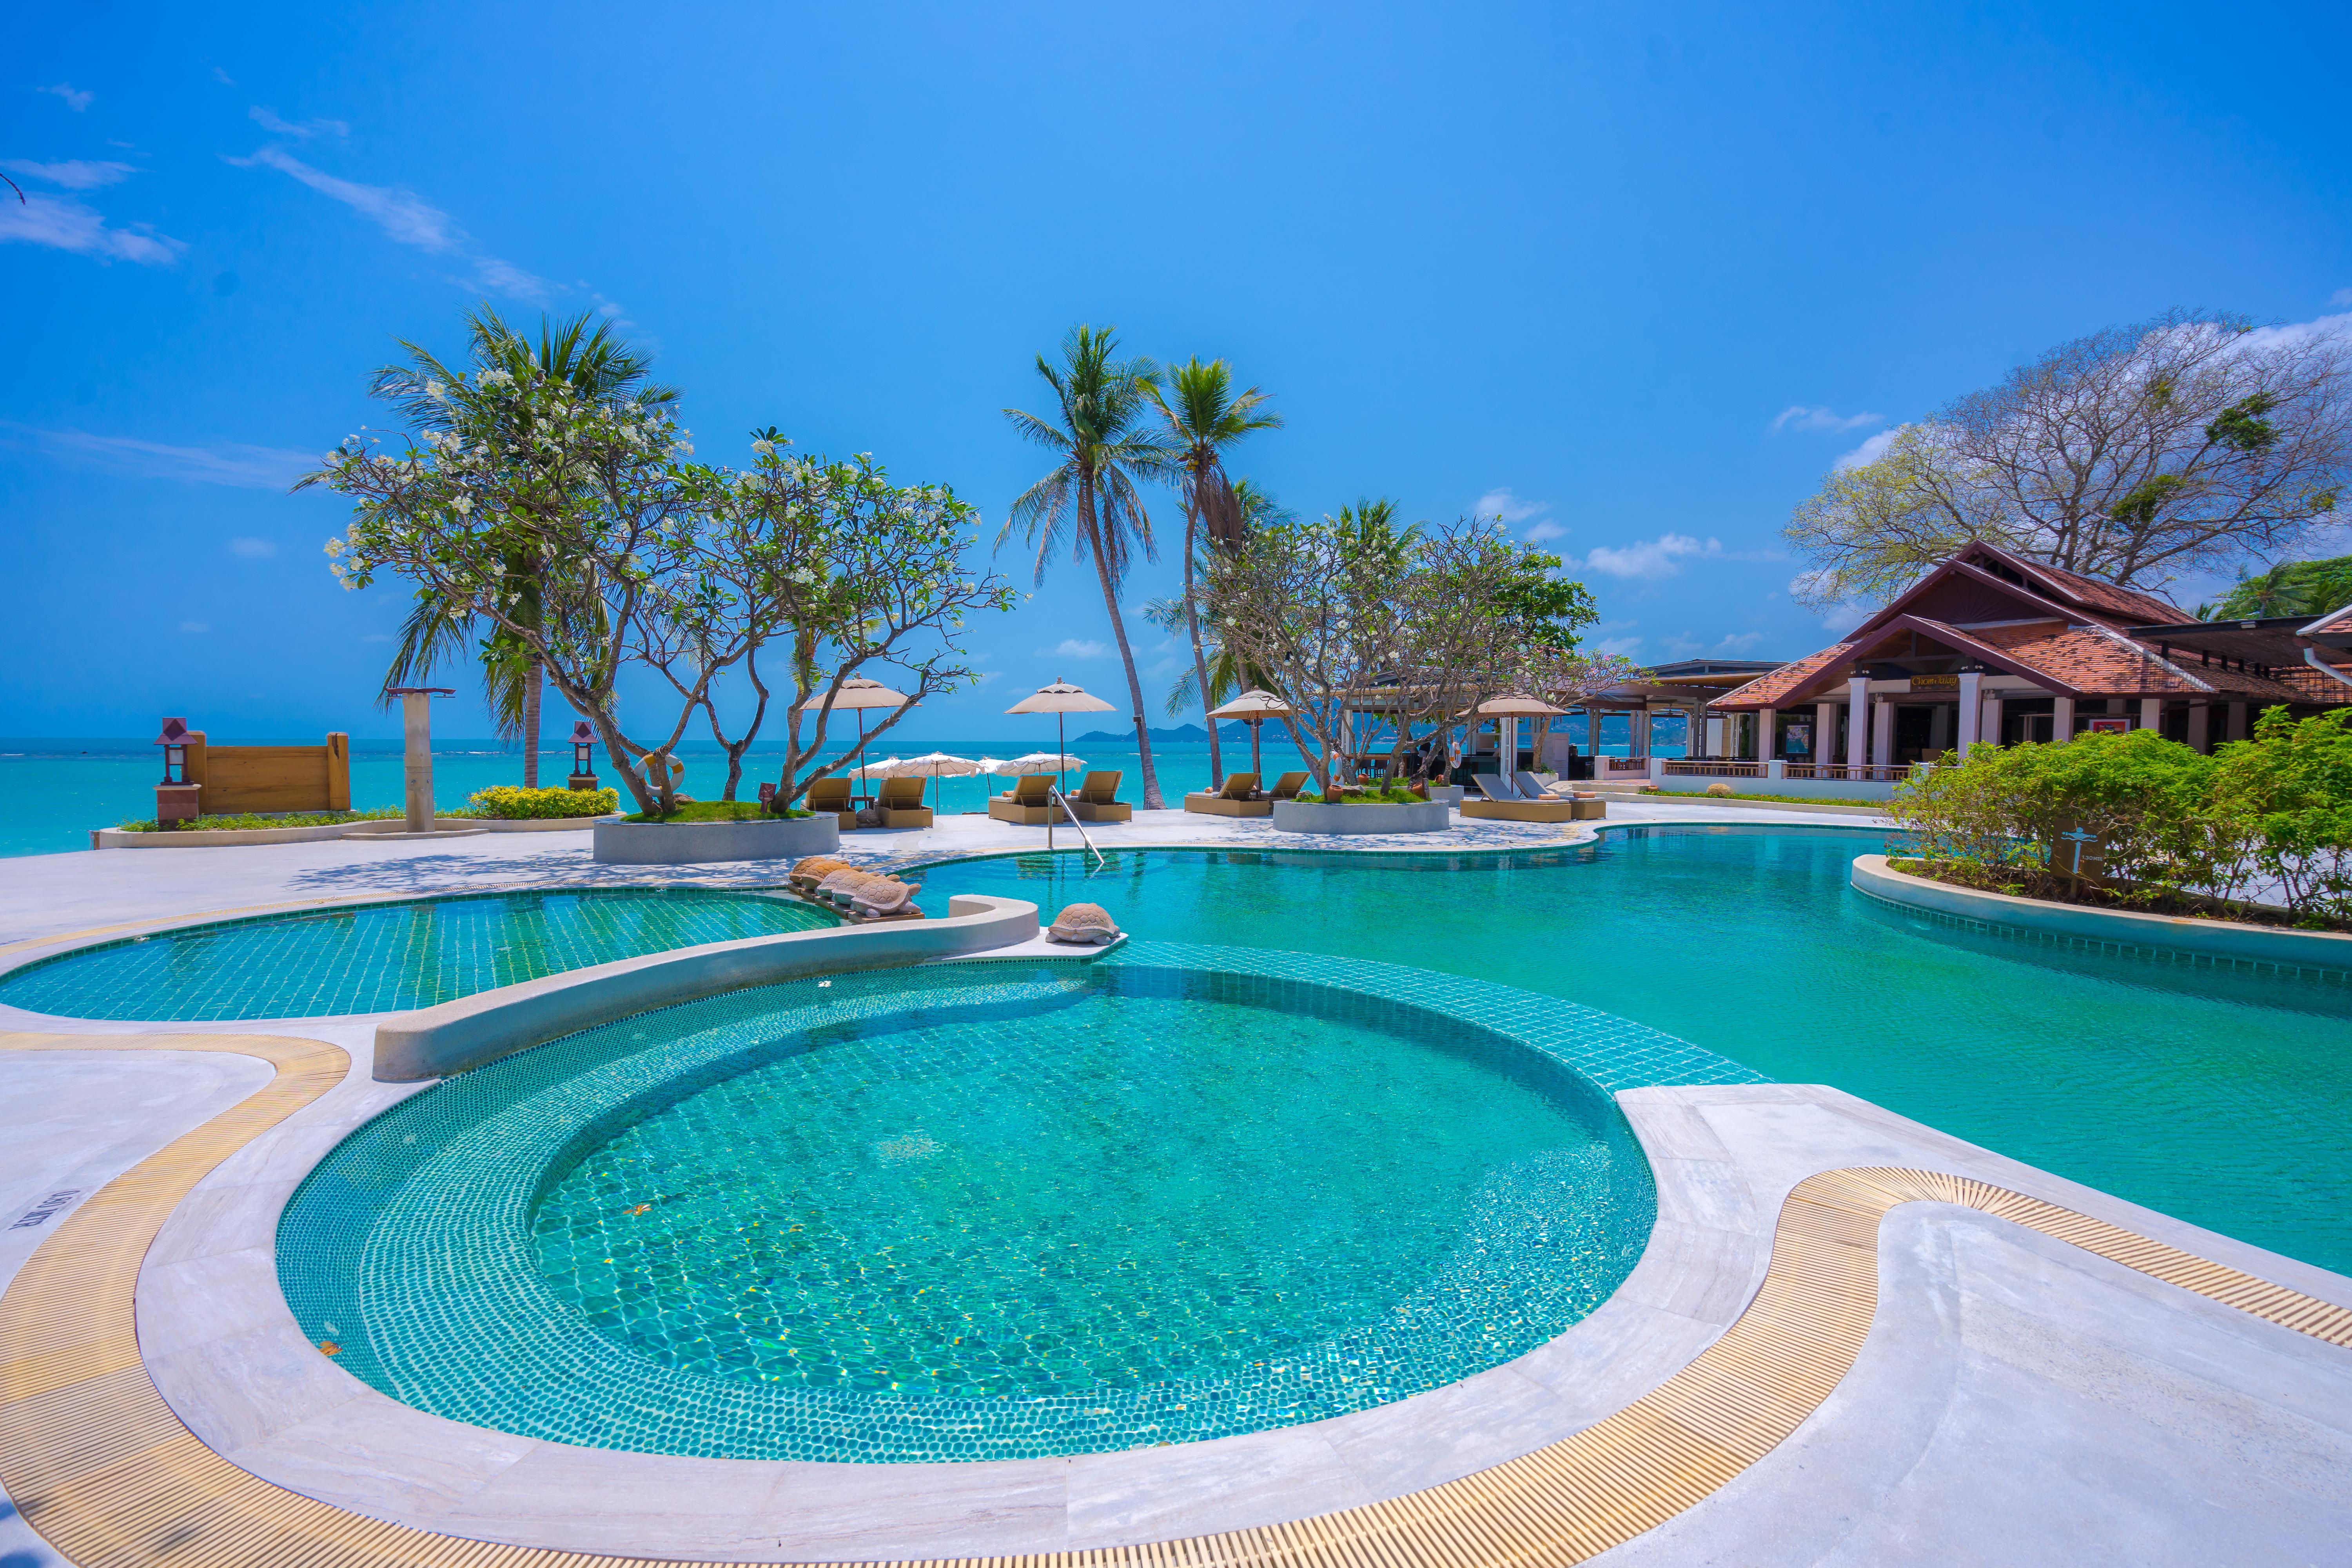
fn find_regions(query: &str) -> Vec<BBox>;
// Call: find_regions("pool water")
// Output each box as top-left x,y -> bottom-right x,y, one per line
915,830 -> 2352,1276
278,960 -> 1655,1461
0,888 -> 836,1020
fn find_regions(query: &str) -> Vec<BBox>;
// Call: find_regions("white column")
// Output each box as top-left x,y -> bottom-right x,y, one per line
1846,676 -> 1869,771
1981,694 -> 2004,750
1813,700 -> 1837,766
2226,702 -> 2248,741
399,691 -> 434,833
2188,702 -> 2210,753
2053,694 -> 2075,743
1705,712 -> 1724,757
2140,697 -> 2163,733
1755,707 -> 1776,762
1871,698 -> 1894,769
1956,671 -> 1982,750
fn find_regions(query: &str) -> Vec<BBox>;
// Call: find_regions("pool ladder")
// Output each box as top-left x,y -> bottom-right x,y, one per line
1044,785 -> 1107,871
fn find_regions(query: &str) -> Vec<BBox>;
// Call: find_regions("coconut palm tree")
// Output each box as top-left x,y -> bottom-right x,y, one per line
374,306 -> 675,785
1152,359 -> 1281,786
1000,325 -> 1181,808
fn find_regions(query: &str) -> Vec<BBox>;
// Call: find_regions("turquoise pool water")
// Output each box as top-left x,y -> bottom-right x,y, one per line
0,888 -> 836,1020
915,829 -> 2352,1276
278,960 -> 1657,1461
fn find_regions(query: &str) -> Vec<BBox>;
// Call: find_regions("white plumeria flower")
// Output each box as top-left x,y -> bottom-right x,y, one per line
751,439 -> 775,457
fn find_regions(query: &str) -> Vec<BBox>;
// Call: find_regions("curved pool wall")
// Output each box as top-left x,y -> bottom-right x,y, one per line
0,887 -> 840,1020
276,950 -> 1731,1463
907,829 -> 2352,1276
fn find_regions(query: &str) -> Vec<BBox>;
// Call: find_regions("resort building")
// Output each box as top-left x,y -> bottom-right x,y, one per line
1698,541 -> 2352,773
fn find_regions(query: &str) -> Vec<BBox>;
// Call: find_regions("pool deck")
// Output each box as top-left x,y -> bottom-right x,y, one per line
5,801 -> 2350,1566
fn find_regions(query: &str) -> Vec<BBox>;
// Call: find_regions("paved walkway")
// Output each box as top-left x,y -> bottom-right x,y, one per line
0,799 -> 1889,947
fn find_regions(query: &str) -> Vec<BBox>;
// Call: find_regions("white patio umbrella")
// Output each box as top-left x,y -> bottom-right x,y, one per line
884,750 -> 986,809
830,676 -> 909,790
1206,688 -> 1293,782
1473,694 -> 1567,795
1004,679 -> 1114,795
997,751 -> 1085,775
844,755 -> 902,780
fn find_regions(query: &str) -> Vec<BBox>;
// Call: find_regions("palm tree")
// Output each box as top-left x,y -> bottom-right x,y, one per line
1152,359 -> 1281,786
1001,325 -> 1181,808
373,306 -> 675,785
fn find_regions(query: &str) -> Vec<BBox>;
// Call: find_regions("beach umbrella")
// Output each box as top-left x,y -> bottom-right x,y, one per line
1207,688 -> 1293,782
1473,694 -> 1566,790
845,755 -> 902,780
884,750 -> 985,808
998,751 -> 1085,775
830,676 -> 908,790
1004,679 -> 1113,795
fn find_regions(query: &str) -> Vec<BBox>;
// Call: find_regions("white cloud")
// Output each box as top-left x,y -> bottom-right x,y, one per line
249,105 -> 348,139
38,83 -> 93,111
1771,405 -> 1885,435
2,159 -> 138,190
1715,631 -> 1764,653
2,424 -> 316,488
1594,633 -> 1642,658
1833,428 -> 1900,471
228,536 -> 278,557
1583,533 -> 1718,579
0,192 -> 183,265
178,621 -> 209,634
229,144 -> 550,301
1472,486 -> 1546,524
212,67 -> 237,86
1524,519 -> 1566,543
1050,638 -> 1111,659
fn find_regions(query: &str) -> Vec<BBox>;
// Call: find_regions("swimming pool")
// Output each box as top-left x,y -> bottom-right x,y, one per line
277,958 -> 1661,1461
0,887 -> 837,1020
915,829 -> 2352,1276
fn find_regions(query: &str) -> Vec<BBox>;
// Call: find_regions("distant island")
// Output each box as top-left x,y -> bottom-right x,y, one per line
1071,722 -> 1260,743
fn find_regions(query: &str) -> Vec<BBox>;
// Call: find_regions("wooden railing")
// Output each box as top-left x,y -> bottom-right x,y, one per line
1661,760 -> 1763,778
1785,762 -> 1913,783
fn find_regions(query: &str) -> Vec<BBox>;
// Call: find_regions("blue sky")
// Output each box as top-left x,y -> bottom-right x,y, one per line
6,2 -> 2349,741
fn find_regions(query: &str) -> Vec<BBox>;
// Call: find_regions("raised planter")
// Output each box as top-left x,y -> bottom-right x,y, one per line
1423,785 -> 1465,808
592,813 -> 840,866
1851,854 -> 2352,973
1271,799 -> 1452,835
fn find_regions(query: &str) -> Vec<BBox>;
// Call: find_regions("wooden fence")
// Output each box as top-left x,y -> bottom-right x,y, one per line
185,732 -> 350,815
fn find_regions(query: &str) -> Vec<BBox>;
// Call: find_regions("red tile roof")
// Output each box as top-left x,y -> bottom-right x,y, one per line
1714,643 -> 1856,709
1991,551 -> 2185,626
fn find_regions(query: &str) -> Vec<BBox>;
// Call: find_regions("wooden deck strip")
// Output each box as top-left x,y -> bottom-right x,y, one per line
4,1031 -> 2348,1568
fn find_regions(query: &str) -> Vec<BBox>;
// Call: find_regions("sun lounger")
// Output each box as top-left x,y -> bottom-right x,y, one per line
1514,771 -> 1564,799
1460,769 -> 1575,822
1066,769 -> 1131,823
802,776 -> 857,827
873,775 -> 934,828
987,773 -> 1060,825
1268,771 -> 1312,801
1183,772 -> 1270,817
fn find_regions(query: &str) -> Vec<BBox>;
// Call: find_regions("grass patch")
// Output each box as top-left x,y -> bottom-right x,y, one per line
1649,789 -> 1887,808
113,806 -> 485,833
622,800 -> 814,824
1301,785 -> 1430,805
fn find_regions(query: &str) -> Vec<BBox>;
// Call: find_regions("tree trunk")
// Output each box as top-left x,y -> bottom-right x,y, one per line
1083,472 -> 1164,809
520,656 -> 543,788
1183,492 -> 1221,789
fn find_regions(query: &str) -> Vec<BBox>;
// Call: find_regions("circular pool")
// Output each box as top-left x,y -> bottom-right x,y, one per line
0,887 -> 838,1020
277,959 -> 1655,1461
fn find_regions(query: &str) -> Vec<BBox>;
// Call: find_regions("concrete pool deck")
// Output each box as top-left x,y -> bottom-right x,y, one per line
5,802 -> 2349,1566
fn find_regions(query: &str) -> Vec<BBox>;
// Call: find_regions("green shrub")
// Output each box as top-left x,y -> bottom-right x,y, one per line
116,807 -> 410,833
469,785 -> 621,820
622,800 -> 811,824
2211,707 -> 2352,926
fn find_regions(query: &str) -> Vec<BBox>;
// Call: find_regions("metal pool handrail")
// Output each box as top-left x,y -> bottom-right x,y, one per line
1046,784 -> 1106,870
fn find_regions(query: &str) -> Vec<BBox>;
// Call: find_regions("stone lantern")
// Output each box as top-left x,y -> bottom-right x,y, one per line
567,721 -> 601,791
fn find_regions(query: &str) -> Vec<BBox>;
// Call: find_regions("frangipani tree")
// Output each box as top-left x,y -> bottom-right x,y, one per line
307,352 -> 1008,814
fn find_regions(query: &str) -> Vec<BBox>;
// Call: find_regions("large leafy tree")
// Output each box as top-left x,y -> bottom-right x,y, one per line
370,307 -> 675,785
1787,310 -> 2352,608
2207,552 -> 2352,620
1000,325 -> 1181,807
1152,358 -> 1281,785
